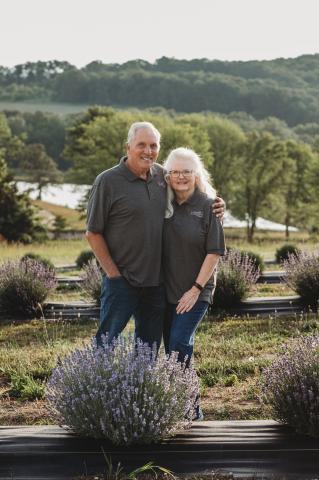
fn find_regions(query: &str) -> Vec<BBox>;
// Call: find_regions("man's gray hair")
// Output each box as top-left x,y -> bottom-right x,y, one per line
127,122 -> 161,146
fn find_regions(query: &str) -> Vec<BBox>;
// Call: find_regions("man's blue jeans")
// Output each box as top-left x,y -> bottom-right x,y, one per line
96,275 -> 166,349
163,300 -> 209,366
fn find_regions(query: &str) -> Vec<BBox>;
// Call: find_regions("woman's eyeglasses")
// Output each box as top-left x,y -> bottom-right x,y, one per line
168,170 -> 194,178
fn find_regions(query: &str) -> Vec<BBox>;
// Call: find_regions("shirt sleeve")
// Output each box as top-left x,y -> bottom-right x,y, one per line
86,177 -> 112,233
205,205 -> 226,255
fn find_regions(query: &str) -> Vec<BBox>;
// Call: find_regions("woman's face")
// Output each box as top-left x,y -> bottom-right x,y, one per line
167,157 -> 196,194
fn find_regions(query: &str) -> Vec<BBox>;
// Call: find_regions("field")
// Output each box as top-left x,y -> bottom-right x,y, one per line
32,200 -> 86,231
0,232 -> 318,426
1,311 -> 318,425
0,100 -> 90,114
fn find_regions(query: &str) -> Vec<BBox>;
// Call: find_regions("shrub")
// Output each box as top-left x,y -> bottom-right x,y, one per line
0,258 -> 57,317
283,251 -> 319,307
80,259 -> 102,303
275,244 -> 300,264
46,335 -> 199,445
240,250 -> 265,273
9,373 -> 45,400
76,249 -> 95,269
213,249 -> 260,308
262,336 -> 319,437
21,252 -> 55,272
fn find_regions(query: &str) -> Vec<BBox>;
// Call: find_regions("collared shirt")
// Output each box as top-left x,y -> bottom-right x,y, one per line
163,188 -> 225,304
87,157 -> 167,287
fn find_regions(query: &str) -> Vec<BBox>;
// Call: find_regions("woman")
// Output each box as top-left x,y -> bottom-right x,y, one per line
162,147 -> 225,419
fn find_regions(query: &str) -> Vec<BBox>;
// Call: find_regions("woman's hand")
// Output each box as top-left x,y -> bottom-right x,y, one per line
176,286 -> 200,314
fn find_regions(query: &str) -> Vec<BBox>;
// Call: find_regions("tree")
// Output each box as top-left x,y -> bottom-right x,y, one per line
231,132 -> 287,242
53,215 -> 69,239
280,141 -> 315,238
204,116 -> 245,202
64,107 -> 133,184
20,143 -> 62,199
0,113 -> 24,169
0,156 -> 45,243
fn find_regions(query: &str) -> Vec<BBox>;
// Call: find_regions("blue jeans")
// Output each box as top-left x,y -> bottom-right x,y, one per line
163,301 -> 209,366
96,275 -> 166,349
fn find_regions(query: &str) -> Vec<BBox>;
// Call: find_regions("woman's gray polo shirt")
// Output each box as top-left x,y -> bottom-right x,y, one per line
163,188 -> 225,304
87,158 -> 167,287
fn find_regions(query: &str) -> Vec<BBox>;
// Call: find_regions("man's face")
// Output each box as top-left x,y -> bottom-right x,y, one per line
126,128 -> 160,172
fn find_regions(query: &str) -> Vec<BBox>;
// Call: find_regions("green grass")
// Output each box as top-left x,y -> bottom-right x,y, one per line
0,100 -> 90,114
1,231 -> 318,269
0,238 -> 88,266
1,311 -> 318,425
225,228 -> 319,260
32,200 -> 86,231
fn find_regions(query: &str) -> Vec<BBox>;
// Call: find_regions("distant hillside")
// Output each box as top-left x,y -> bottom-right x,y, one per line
1,55 -> 319,126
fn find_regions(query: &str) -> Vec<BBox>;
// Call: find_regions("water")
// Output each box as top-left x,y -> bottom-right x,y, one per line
16,182 -> 90,209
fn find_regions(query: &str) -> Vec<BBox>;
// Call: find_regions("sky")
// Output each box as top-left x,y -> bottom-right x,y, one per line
1,0 -> 319,67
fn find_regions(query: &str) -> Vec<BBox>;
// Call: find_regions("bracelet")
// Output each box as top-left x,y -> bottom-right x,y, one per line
193,282 -> 203,292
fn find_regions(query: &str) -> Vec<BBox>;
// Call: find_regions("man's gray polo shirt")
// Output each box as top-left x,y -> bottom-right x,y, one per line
87,158 -> 167,287
163,188 -> 225,304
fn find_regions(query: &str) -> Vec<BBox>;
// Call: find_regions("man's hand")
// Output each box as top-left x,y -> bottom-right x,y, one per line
213,196 -> 226,219
176,287 -> 200,314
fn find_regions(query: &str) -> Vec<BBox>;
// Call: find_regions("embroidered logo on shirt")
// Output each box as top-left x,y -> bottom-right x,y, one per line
190,210 -> 204,218
157,181 -> 166,188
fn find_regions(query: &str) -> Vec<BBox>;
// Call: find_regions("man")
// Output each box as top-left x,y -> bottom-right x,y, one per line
86,121 -> 224,348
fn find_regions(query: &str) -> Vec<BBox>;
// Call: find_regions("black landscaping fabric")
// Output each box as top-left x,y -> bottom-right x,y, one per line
1,420 -> 319,479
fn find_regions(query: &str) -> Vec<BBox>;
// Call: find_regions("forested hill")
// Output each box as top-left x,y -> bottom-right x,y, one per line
1,55 -> 319,126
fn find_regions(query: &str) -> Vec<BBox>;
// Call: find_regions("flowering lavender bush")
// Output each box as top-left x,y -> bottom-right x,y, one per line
80,259 -> 102,303
0,258 -> 57,317
213,249 -> 260,308
283,251 -> 319,306
46,335 -> 199,444
262,336 -> 319,437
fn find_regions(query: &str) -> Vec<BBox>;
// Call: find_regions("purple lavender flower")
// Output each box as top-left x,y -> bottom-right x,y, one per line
46,335 -> 199,444
262,335 -> 319,437
0,258 -> 57,317
283,251 -> 319,306
80,260 -> 102,304
214,249 -> 260,308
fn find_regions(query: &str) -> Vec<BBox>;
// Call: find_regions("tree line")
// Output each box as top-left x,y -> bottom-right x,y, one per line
1,105 -> 319,243
2,56 -> 319,126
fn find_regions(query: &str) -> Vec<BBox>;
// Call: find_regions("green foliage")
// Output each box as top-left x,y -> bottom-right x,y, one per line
52,215 -> 69,238
231,132 -> 287,242
64,107 -> 133,183
0,157 -> 46,243
76,249 -> 95,268
5,56 -> 319,126
275,244 -> 300,263
19,143 -> 62,199
9,373 -> 45,400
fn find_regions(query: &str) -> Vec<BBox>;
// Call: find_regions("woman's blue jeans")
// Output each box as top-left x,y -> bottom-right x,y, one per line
163,300 -> 209,366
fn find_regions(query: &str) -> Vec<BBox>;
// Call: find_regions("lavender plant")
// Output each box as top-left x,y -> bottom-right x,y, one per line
46,335 -> 199,444
0,258 -> 57,317
262,336 -> 319,437
283,251 -> 319,306
80,259 -> 102,303
213,249 -> 260,308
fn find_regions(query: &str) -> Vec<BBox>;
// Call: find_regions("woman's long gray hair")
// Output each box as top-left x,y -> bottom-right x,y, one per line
163,147 -> 216,218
